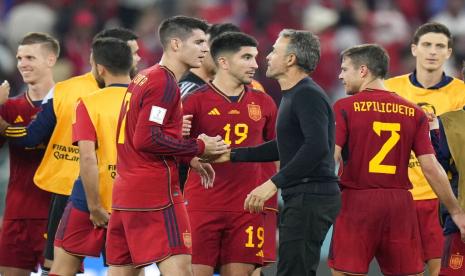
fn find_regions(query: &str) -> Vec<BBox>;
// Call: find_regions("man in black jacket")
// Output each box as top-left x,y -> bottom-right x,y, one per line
209,29 -> 341,276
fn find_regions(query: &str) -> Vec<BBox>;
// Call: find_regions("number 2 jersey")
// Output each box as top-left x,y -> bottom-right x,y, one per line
182,83 -> 277,212
334,89 -> 434,190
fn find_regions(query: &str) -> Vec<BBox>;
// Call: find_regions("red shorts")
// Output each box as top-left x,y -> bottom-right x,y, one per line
440,232 -> 465,275
328,189 -> 423,275
0,218 -> 47,272
415,198 -> 444,261
263,209 -> 277,264
188,210 -> 264,267
54,202 -> 105,257
106,202 -> 191,267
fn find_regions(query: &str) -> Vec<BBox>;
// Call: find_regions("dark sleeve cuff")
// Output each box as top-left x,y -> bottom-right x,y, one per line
230,148 -> 249,162
271,173 -> 287,188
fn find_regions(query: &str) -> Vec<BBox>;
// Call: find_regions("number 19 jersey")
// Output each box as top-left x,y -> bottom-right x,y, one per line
334,89 -> 434,190
182,83 -> 277,212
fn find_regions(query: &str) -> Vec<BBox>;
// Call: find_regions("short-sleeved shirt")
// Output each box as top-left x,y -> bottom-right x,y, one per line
182,83 -> 277,212
0,93 -> 51,219
70,84 -> 128,213
334,89 -> 434,190
385,73 -> 465,199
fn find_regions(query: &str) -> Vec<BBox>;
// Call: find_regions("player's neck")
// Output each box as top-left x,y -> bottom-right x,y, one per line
360,78 -> 385,92
190,67 -> 212,83
27,77 -> 54,101
277,68 -> 308,90
212,74 -> 244,96
415,67 -> 444,88
159,54 -> 189,81
104,75 -> 131,87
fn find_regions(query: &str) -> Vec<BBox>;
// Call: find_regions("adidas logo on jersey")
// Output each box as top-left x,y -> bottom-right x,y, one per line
13,115 -> 24,123
228,109 -> 240,115
208,108 -> 221,115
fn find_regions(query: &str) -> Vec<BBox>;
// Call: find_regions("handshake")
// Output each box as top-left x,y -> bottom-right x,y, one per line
196,133 -> 231,163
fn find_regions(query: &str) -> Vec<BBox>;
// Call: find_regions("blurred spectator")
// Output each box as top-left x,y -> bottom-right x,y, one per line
432,0 -> 465,36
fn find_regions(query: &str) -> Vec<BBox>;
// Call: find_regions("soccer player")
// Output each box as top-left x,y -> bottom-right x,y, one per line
178,23 -> 242,190
182,32 -> 277,276
0,32 -> 58,276
434,106 -> 465,276
49,37 -> 133,275
106,16 -> 228,276
432,65 -> 465,276
208,29 -> 341,276
179,23 -> 241,97
384,22 -> 465,275
328,43 -> 465,276
0,28 -> 140,274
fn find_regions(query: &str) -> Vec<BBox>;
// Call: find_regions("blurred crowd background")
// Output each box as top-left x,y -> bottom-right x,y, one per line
1,0 -> 465,224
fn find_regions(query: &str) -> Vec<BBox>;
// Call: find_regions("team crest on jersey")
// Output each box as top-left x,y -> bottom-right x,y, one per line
450,253 -> 463,270
183,232 -> 192,248
247,103 -> 261,121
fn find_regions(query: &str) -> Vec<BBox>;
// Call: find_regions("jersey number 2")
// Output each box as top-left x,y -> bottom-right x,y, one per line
369,121 -> 400,174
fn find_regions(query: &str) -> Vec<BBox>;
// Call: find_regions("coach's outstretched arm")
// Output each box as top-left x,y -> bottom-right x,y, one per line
418,153 -> 465,240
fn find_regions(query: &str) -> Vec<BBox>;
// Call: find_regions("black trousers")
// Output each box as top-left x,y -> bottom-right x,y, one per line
277,193 -> 341,276
44,193 -> 69,261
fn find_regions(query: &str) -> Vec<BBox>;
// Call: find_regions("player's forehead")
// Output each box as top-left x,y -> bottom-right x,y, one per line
184,29 -> 207,42
16,43 -> 44,57
341,56 -> 354,67
417,32 -> 449,45
236,46 -> 258,57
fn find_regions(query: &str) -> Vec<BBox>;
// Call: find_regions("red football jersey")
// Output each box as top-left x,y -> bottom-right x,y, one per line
334,89 -> 434,190
183,83 -> 277,212
113,65 -> 205,210
0,93 -> 51,219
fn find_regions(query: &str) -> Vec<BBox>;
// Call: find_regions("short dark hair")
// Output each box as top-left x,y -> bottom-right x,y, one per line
279,29 -> 320,73
341,44 -> 389,79
92,37 -> 132,75
19,32 -> 60,57
210,32 -> 258,64
207,23 -> 241,42
412,22 -> 452,48
94,27 -> 138,42
158,16 -> 208,48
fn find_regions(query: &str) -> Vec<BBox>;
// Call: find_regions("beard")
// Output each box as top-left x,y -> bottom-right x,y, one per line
130,67 -> 138,79
95,73 -> 105,89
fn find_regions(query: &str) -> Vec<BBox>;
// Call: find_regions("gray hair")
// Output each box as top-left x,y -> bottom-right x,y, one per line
279,29 -> 320,73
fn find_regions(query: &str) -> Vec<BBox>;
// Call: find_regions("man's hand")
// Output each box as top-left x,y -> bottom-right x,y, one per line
0,80 -> 9,105
190,157 -> 215,188
200,149 -> 231,163
182,114 -> 193,136
450,211 -> 465,241
198,133 -> 229,157
0,116 -> 10,135
89,206 -> 110,228
244,179 -> 278,213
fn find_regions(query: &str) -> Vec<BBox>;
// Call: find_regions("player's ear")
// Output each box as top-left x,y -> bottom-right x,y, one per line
411,43 -> 418,57
217,56 -> 228,70
360,65 -> 369,78
287,53 -> 297,67
46,53 -> 57,67
170,38 -> 182,52
96,64 -> 105,76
